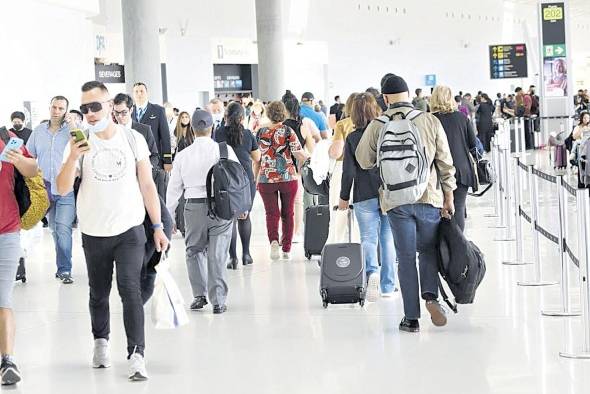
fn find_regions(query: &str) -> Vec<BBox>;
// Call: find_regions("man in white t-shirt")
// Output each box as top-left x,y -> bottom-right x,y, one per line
56,81 -> 168,382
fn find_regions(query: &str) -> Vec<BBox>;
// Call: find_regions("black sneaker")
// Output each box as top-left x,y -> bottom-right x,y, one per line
190,296 -> 208,310
213,305 -> 227,314
57,272 -> 74,284
399,317 -> 420,333
0,360 -> 21,386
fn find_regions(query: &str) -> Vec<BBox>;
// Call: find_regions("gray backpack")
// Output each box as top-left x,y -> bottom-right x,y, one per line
376,109 -> 429,205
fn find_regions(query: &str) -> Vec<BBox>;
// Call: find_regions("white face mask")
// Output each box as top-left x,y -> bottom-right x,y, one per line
87,115 -> 110,133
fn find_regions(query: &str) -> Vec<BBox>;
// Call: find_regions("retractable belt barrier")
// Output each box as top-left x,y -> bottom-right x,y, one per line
488,121 -> 590,359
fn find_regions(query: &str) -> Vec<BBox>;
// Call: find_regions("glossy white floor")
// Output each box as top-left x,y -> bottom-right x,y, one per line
9,151 -> 590,393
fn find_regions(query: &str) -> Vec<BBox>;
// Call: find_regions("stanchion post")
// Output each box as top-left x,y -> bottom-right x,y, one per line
487,137 -> 500,218
514,118 -> 521,154
503,157 -> 530,265
495,147 -> 515,241
519,117 -> 527,156
560,189 -> 590,358
542,176 -> 580,316
518,165 -> 558,287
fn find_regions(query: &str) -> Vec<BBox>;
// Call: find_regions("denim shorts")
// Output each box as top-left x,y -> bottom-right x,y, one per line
0,232 -> 21,308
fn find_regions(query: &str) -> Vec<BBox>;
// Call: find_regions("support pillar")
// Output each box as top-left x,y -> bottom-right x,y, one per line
255,0 -> 285,101
121,0 -> 163,103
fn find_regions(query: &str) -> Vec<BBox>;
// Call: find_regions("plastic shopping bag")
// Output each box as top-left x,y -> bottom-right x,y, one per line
151,258 -> 189,329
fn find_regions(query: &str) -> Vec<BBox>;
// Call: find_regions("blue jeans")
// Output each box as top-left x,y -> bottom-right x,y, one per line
47,193 -> 75,274
387,204 -> 440,320
354,198 -> 396,293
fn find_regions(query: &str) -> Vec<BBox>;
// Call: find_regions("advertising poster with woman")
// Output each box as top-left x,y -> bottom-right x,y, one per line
544,57 -> 568,97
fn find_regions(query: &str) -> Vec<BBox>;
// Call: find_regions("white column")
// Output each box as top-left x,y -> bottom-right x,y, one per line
255,0 -> 286,101
121,0 -> 163,103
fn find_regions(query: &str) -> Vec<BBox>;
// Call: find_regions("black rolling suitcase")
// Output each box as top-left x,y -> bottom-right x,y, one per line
304,204 -> 330,260
319,207 -> 366,308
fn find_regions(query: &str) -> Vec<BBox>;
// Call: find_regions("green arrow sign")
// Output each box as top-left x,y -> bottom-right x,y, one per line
544,44 -> 566,58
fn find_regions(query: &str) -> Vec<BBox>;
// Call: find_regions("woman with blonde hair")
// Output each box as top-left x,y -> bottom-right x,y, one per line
338,92 -> 396,301
247,100 -> 270,134
327,93 -> 359,243
431,85 -> 478,231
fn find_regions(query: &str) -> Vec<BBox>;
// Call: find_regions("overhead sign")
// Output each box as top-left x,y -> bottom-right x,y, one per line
489,44 -> 528,79
94,63 -> 125,84
541,2 -> 568,97
541,3 -> 566,47
424,74 -> 437,87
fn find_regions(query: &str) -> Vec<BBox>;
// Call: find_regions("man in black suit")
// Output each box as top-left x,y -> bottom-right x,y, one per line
132,82 -> 172,172
207,98 -> 225,140
329,96 -> 345,121
132,82 -> 172,199
9,111 -> 32,143
113,93 -> 159,168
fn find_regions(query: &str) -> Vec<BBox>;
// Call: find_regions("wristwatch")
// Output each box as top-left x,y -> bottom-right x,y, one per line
151,223 -> 164,230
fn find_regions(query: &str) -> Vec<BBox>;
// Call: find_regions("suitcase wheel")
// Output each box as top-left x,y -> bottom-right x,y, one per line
21,277 -> 26,283
305,252 -> 311,260
320,289 -> 328,309
359,299 -> 365,307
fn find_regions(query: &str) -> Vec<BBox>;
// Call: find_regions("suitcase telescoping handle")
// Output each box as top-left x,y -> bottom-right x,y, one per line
333,205 -> 354,243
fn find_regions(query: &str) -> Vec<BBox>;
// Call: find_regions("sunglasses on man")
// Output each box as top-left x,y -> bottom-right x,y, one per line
79,100 -> 111,115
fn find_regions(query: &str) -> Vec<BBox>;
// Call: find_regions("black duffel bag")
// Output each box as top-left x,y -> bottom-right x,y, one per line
437,217 -> 486,313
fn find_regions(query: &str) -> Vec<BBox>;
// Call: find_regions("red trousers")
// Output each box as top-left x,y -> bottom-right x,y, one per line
257,180 -> 298,252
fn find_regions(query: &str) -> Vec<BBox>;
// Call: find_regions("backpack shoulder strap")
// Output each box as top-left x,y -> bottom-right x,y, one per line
375,115 -> 389,124
124,128 -> 139,162
407,109 -> 424,121
219,141 -> 228,160
205,166 -> 217,219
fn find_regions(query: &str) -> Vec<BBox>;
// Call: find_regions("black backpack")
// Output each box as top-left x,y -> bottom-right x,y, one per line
437,217 -> 486,312
206,142 -> 251,220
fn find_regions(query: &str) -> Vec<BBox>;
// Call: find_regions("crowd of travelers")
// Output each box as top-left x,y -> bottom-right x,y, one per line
2,72 -> 580,385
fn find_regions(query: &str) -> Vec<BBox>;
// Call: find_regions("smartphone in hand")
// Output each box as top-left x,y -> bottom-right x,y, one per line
70,129 -> 89,148
0,137 -> 24,162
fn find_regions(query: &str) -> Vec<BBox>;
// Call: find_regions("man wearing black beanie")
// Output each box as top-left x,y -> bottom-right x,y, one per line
9,112 -> 32,144
356,73 -> 457,333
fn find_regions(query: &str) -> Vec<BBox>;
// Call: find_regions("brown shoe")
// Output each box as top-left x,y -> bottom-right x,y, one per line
425,300 -> 447,327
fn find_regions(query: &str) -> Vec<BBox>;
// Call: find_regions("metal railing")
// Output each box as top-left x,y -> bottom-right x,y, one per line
488,118 -> 590,359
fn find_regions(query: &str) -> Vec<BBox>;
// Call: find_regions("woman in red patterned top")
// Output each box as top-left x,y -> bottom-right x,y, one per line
0,128 -> 38,385
254,101 -> 309,261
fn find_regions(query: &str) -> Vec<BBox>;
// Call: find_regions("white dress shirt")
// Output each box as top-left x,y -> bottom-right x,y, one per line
166,136 -> 238,220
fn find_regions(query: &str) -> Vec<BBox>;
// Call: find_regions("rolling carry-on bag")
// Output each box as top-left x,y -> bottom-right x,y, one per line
319,206 -> 366,308
554,144 -> 567,169
304,204 -> 330,260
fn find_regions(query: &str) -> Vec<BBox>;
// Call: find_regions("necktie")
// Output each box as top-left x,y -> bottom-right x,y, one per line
136,107 -> 145,122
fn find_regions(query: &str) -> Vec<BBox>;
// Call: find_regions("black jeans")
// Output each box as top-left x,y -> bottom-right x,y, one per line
453,184 -> 469,232
82,225 -> 147,357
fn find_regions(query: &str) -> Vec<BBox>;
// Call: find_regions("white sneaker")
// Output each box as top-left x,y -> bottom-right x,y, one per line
128,352 -> 148,381
281,251 -> 291,260
270,241 -> 280,260
366,273 -> 380,303
92,338 -> 111,368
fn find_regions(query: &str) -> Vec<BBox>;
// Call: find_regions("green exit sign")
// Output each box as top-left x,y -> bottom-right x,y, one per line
544,44 -> 566,58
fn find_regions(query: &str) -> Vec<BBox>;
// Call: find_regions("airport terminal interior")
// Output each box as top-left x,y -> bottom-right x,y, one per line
1,0 -> 590,393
